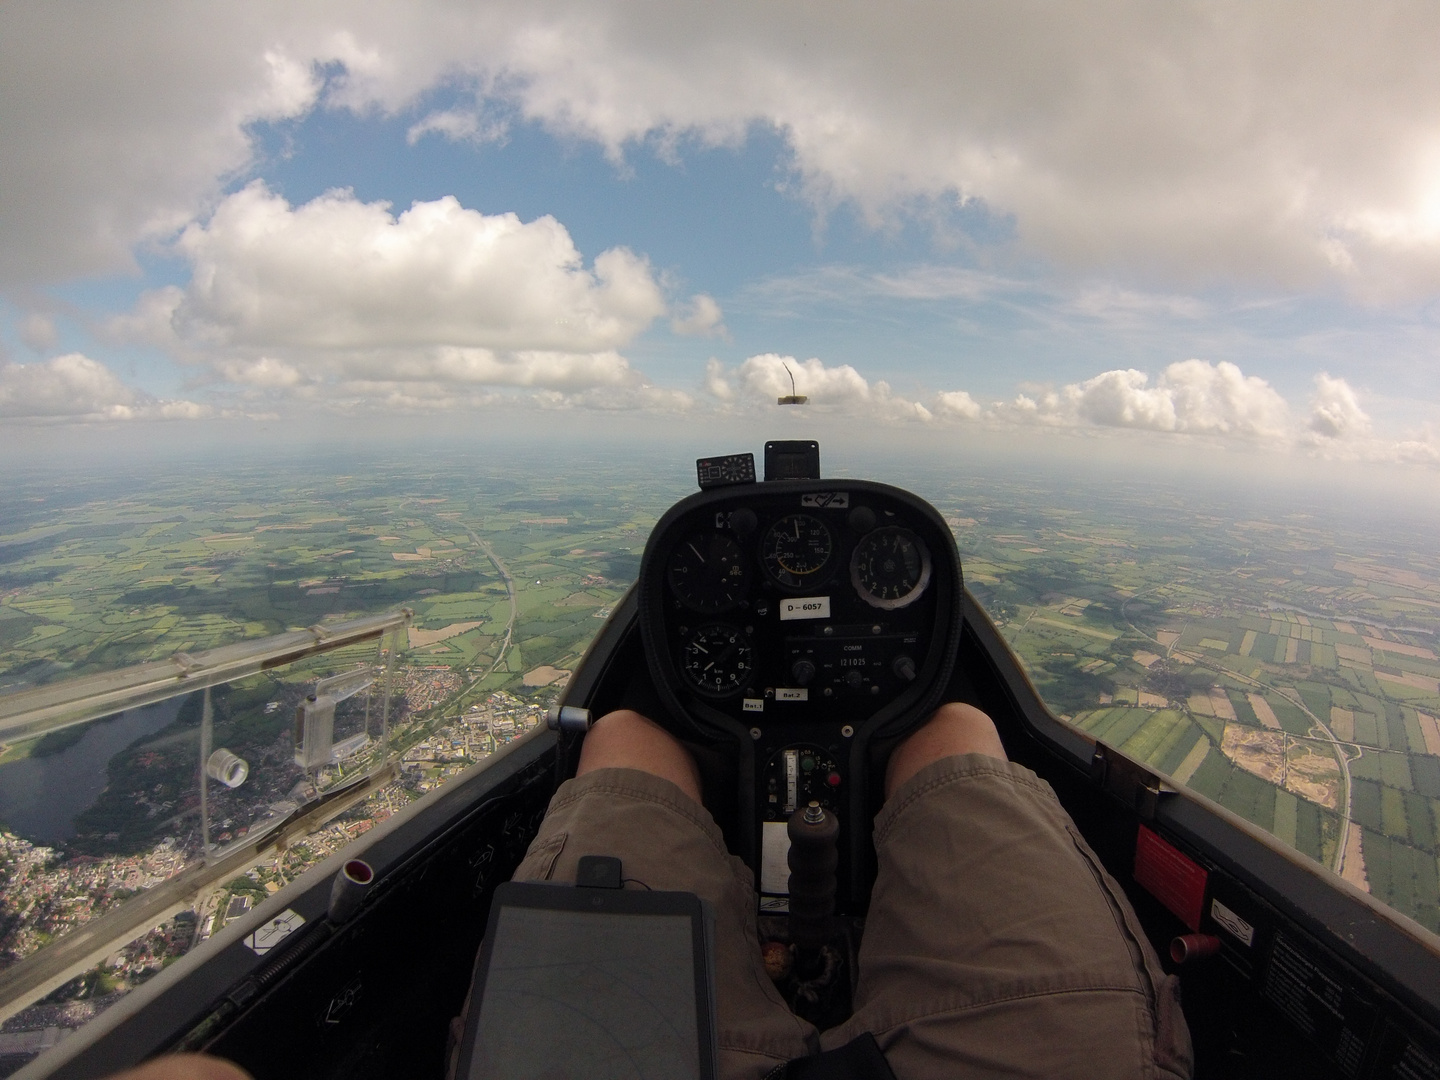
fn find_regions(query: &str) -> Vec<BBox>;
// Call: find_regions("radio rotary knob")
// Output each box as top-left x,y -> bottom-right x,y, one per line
845,670 -> 864,688
892,655 -> 917,682
791,659 -> 817,685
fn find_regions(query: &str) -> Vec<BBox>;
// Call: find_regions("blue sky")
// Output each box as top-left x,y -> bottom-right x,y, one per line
2,3 -> 1440,480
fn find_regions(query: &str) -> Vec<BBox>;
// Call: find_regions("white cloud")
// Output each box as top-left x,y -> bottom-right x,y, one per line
120,184 -> 672,407
10,5 -> 1440,293
421,349 -> 637,388
934,389 -> 982,421
0,354 -> 209,423
173,183 -> 664,353
738,354 -> 870,404
406,108 -> 509,146
1308,373 -> 1372,439
704,357 -> 734,401
107,286 -> 187,349
0,8 -> 323,285
726,354 -> 932,422
215,357 -> 305,389
671,294 -> 726,338
1015,360 -> 1292,439
1393,429 -> 1440,466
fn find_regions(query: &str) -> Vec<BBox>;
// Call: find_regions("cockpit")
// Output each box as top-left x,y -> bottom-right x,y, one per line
7,443 -> 1439,1080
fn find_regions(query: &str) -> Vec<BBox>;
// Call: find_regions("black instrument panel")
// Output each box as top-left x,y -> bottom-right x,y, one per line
638,479 -> 963,739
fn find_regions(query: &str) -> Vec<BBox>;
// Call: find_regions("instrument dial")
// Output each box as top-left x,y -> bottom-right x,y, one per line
762,514 -> 834,588
680,623 -> 755,697
851,527 -> 932,609
667,533 -> 750,613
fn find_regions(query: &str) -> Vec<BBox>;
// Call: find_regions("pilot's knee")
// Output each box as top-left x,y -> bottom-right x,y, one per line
577,709 -> 703,803
101,1055 -> 252,1080
885,702 -> 1007,799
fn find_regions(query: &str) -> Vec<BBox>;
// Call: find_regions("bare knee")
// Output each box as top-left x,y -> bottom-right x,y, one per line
102,1056 -> 252,1080
577,709 -> 703,804
885,702 -> 1006,799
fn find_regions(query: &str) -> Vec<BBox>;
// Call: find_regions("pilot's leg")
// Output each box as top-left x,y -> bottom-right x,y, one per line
826,702 -> 1193,1079
508,709 -> 815,1079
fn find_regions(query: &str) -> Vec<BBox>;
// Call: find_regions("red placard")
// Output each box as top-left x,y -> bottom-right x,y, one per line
1133,824 -> 1207,931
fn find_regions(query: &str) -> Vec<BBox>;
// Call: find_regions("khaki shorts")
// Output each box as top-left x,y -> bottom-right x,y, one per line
512,756 -> 1193,1080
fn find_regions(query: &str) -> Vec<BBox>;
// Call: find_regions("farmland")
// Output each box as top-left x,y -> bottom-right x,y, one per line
3,450 -> 1440,931
915,468 -> 1440,931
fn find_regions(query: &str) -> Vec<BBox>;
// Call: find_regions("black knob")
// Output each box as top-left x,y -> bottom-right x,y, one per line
892,655 -> 917,682
791,659 -> 816,685
845,669 -> 863,688
847,506 -> 876,534
729,507 -> 758,539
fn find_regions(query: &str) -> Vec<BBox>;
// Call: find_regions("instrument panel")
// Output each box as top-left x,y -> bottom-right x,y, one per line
638,479 -> 963,736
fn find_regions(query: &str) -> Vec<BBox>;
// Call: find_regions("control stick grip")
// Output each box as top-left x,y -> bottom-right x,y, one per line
787,801 -> 839,948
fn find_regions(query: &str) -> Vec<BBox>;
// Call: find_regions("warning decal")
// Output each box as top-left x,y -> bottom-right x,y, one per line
1133,825 -> 1208,931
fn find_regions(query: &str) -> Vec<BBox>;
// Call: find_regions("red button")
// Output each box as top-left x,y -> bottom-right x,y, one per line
827,772 -> 841,786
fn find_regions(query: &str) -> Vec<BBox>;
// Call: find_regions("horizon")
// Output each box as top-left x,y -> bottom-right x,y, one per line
2,3 -> 1440,494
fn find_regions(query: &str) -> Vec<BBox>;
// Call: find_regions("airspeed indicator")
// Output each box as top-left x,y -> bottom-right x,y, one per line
762,514 -> 834,588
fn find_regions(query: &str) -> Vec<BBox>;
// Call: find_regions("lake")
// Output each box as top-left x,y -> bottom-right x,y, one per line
0,697 -> 185,845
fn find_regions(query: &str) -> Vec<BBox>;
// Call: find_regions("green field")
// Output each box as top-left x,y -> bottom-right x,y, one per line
5,454 -> 1440,930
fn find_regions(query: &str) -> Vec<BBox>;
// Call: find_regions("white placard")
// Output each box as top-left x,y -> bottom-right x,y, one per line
1210,898 -> 1254,946
247,909 -> 306,954
776,688 -> 808,701
779,596 -> 831,621
743,698 -> 764,712
760,821 -> 792,895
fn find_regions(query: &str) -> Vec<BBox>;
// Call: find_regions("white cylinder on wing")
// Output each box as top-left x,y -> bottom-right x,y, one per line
206,748 -> 249,788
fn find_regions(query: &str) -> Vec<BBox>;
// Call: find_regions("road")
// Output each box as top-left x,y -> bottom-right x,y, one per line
464,526 -> 518,688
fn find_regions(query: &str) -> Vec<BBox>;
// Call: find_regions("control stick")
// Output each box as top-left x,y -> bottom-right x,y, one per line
787,800 -> 839,949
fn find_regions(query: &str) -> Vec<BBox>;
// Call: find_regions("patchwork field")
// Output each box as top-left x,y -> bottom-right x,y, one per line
4,453 -> 1440,934
916,469 -> 1440,930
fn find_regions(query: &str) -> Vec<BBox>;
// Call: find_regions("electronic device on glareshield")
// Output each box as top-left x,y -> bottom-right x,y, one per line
453,878 -> 719,1080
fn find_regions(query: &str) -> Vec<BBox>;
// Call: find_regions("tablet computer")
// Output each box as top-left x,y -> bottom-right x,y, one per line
454,880 -> 719,1080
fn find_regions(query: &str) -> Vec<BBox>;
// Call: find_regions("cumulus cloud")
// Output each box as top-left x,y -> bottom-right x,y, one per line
10,4 -> 1440,293
1308,373 -> 1372,439
115,184 -> 673,408
709,354 -> 932,422
173,183 -> 664,353
991,360 -> 1293,439
0,354 -> 209,423
670,294 -> 727,338
933,390 -> 983,421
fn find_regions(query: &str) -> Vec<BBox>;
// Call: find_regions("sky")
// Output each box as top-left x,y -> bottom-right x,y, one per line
3,2 -> 1440,483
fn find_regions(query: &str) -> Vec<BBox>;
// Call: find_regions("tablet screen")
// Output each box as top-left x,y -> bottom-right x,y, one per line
468,905 -> 702,1080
